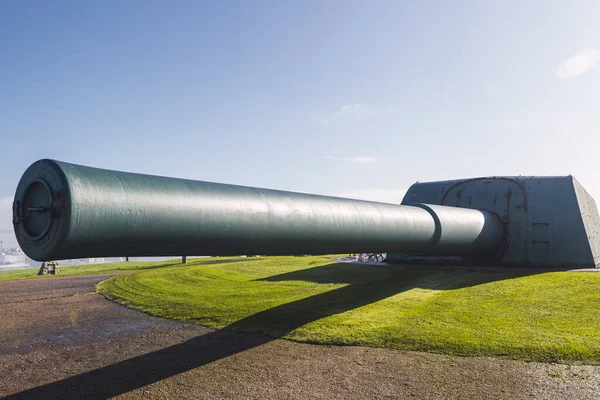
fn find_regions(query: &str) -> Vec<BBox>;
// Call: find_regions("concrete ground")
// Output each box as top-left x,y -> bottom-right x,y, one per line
1,275 -> 599,400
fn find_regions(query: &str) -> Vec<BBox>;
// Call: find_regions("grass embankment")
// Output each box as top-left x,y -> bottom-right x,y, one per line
98,256 -> 600,363
0,257 -> 239,282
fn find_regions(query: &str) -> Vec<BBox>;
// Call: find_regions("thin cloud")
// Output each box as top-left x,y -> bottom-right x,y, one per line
323,155 -> 380,164
337,103 -> 365,115
316,103 -> 366,123
557,48 -> 600,79
333,188 -> 406,204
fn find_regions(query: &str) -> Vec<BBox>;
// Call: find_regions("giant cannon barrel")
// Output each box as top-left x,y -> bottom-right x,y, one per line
13,160 -> 504,261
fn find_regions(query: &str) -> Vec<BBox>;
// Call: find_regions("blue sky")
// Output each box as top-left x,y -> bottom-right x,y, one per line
1,1 -> 599,241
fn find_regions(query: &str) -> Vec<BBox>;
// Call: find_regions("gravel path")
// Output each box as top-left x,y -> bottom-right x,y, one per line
0,275 -> 598,399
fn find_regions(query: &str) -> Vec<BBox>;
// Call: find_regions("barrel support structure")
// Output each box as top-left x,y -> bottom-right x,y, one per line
13,159 -> 504,262
387,175 -> 600,268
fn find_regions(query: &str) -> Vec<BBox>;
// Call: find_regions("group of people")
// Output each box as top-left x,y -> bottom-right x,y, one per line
354,253 -> 386,263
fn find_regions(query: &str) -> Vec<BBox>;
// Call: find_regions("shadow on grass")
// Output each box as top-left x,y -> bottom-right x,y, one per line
96,261 -> 186,271
120,257 -> 259,270
76,258 -> 257,275
8,262 -> 554,399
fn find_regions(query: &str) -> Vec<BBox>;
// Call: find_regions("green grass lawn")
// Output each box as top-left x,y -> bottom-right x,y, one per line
95,256 -> 600,364
0,257 -> 240,281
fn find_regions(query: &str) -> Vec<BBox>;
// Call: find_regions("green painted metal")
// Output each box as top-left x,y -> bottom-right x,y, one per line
390,176 -> 600,267
13,160 -> 504,261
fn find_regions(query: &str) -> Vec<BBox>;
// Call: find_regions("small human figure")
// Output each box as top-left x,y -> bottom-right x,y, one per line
37,261 -> 59,275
